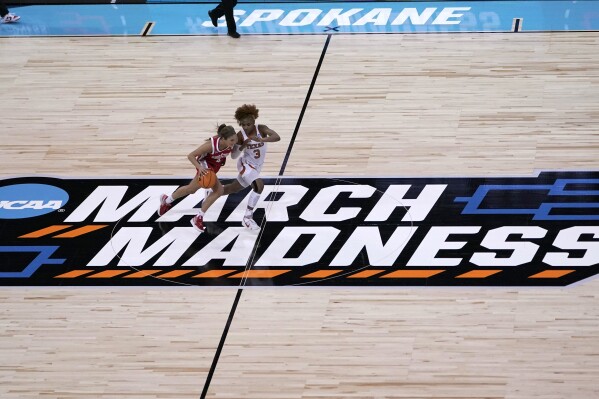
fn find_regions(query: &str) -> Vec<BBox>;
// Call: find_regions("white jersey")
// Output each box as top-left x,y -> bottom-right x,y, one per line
239,125 -> 267,170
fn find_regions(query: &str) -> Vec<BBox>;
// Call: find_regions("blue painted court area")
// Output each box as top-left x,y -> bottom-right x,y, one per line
0,1 -> 597,37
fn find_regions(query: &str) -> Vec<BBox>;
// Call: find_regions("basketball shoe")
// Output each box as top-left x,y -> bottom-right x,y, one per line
242,217 -> 260,231
157,194 -> 172,216
207,10 -> 218,27
190,214 -> 206,232
1,13 -> 20,23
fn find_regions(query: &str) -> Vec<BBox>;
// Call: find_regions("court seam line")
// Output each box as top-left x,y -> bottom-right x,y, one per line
200,33 -> 333,399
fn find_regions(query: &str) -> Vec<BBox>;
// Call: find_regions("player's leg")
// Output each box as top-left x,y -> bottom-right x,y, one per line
222,157 -> 251,196
201,177 -> 224,213
191,176 -> 223,232
174,175 -> 203,199
242,176 -> 263,231
251,178 -> 264,194
223,179 -> 245,196
158,176 -> 202,216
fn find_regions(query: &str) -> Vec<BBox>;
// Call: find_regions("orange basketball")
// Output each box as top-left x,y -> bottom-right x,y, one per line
199,169 -> 217,189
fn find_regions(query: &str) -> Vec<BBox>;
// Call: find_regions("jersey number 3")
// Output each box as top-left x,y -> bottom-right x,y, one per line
253,149 -> 260,159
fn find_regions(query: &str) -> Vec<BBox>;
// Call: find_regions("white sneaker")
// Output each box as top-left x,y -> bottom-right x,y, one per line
242,217 -> 260,231
2,13 -> 20,23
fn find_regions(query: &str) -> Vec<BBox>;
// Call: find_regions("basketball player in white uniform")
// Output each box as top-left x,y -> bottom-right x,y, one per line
222,104 -> 280,230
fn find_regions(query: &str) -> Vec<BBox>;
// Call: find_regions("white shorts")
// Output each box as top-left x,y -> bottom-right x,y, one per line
236,158 -> 261,188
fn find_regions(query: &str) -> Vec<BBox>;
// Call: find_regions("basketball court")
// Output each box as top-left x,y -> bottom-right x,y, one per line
1,1 -> 598,398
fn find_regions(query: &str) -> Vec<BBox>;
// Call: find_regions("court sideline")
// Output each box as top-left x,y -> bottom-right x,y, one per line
1,4 -> 599,399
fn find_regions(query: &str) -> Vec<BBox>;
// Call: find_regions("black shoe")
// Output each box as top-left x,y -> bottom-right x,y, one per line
208,10 -> 218,27
228,31 -> 240,39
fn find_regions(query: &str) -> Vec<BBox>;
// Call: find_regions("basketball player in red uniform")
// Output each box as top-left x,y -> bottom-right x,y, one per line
158,124 -> 237,232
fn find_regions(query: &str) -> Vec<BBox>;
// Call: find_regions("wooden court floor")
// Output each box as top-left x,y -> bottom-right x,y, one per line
1,33 -> 599,398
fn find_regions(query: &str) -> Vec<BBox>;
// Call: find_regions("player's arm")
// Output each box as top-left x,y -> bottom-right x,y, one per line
255,125 -> 280,143
231,131 -> 244,159
188,141 -> 212,175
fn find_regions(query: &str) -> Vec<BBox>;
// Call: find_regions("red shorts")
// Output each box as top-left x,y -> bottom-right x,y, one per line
195,160 -> 221,176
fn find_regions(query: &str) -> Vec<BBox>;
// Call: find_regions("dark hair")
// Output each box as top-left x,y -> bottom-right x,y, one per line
216,124 -> 236,139
234,104 -> 259,122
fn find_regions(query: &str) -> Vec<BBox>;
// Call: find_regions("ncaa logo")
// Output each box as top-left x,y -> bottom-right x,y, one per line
0,184 -> 69,219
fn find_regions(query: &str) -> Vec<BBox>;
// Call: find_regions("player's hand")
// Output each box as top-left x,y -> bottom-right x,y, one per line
198,167 -> 209,177
240,138 -> 252,149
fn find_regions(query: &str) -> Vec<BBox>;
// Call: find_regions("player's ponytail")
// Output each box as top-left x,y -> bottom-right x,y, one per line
217,124 -> 236,139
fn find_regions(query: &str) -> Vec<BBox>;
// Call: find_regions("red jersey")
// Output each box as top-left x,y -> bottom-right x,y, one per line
196,135 -> 232,173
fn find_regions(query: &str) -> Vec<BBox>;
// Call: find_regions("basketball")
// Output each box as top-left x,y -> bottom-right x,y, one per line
199,169 -> 217,189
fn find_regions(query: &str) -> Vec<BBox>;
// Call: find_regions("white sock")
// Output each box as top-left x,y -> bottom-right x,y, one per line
166,195 -> 174,204
197,210 -> 205,217
248,190 -> 261,208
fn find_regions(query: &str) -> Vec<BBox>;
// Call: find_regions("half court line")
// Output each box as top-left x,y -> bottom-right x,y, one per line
199,34 -> 333,399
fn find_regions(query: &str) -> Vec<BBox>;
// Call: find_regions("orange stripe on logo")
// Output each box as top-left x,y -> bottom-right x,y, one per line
529,270 -> 575,279
55,270 -> 94,278
54,225 -> 108,238
301,270 -> 342,278
19,225 -> 72,238
157,270 -> 194,278
348,269 -> 386,278
228,270 -> 290,278
381,270 -> 445,278
87,270 -> 129,278
124,270 -> 163,278
456,270 -> 502,278
193,270 -> 237,278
